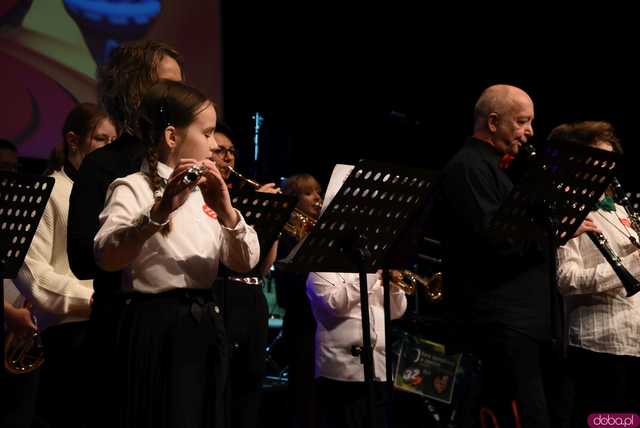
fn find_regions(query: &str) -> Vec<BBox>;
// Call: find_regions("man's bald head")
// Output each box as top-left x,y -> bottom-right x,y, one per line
474,85 -> 533,132
472,84 -> 534,156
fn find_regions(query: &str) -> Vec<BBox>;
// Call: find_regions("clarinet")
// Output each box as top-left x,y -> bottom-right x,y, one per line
587,231 -> 640,297
523,142 -> 640,297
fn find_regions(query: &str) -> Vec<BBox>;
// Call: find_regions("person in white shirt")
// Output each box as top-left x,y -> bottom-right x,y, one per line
306,271 -> 406,428
93,80 -> 260,428
13,103 -> 116,428
553,121 -> 640,424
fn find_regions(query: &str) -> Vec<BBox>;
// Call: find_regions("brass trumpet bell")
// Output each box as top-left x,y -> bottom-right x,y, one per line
391,269 -> 444,303
4,330 -> 45,374
283,208 -> 317,241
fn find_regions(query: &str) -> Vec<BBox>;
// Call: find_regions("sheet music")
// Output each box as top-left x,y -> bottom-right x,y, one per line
320,164 -> 354,217
279,164 -> 354,265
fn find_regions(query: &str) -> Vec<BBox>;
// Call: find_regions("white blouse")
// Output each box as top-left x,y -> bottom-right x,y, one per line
557,204 -> 640,357
94,161 -> 260,294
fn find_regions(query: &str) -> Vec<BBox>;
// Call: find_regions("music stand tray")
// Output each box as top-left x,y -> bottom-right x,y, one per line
1,172 -> 54,364
491,139 -> 621,245
1,172 -> 54,278
230,190 -> 298,264
279,160 -> 438,273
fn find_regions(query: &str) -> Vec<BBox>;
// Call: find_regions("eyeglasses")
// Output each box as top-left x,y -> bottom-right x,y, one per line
93,134 -> 117,145
213,147 -> 237,157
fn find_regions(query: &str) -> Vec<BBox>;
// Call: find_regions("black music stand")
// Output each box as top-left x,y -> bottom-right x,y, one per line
230,190 -> 298,265
279,160 -> 439,428
490,139 -> 621,353
1,172 -> 54,360
491,139 -> 621,245
627,188 -> 640,211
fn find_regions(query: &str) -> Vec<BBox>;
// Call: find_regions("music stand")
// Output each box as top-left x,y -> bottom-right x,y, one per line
491,140 -> 620,245
1,172 -> 54,360
490,140 -> 621,353
230,190 -> 298,265
279,160 -> 439,428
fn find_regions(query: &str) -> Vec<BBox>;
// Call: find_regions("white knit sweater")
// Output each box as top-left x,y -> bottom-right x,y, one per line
14,169 -> 93,331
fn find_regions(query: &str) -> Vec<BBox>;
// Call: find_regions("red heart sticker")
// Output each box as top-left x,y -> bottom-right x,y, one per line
203,204 -> 217,220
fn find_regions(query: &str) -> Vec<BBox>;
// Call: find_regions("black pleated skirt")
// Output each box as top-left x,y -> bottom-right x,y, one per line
111,288 -> 228,428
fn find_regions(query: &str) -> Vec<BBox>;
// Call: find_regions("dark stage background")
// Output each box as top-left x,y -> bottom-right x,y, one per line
219,3 -> 639,193
2,2 -> 637,192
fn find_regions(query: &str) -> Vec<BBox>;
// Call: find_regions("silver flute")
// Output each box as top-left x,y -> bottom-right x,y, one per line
183,165 -> 205,185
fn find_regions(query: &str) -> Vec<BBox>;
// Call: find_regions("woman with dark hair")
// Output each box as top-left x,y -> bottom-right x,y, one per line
68,39 -> 183,282
93,80 -> 259,428
554,121 -> 640,424
14,102 -> 116,428
65,42 -> 184,427
47,102 -> 116,174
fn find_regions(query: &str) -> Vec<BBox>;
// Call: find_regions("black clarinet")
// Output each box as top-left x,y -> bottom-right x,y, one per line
587,231 -> 640,297
523,142 -> 640,297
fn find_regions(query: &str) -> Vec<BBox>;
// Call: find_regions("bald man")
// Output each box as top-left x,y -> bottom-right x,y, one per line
472,84 -> 534,155
433,85 -> 558,427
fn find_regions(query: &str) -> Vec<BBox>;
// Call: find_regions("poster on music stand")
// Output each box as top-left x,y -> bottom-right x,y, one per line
394,334 -> 461,404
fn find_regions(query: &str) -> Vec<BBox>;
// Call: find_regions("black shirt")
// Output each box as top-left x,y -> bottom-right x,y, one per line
273,234 -> 314,324
67,133 -> 145,296
435,137 -> 552,341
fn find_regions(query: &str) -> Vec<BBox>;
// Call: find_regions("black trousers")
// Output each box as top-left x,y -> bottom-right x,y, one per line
1,366 -> 41,428
567,346 -> 640,426
316,377 -> 386,428
215,281 -> 268,428
282,308 -> 317,428
38,321 -> 90,428
473,327 -> 553,428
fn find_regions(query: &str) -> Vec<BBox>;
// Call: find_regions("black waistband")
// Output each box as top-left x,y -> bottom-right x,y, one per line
122,288 -> 214,304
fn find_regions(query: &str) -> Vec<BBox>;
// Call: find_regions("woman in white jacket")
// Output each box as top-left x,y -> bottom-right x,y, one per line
15,102 -> 116,428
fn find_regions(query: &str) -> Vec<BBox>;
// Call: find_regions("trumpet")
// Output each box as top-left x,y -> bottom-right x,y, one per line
4,303 -> 45,374
224,165 -> 319,240
389,269 -> 444,303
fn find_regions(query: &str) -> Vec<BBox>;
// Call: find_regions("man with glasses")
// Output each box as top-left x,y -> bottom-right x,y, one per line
212,124 -> 279,428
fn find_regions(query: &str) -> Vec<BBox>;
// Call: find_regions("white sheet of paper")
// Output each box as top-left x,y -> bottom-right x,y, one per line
279,163 -> 354,265
320,164 -> 354,217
